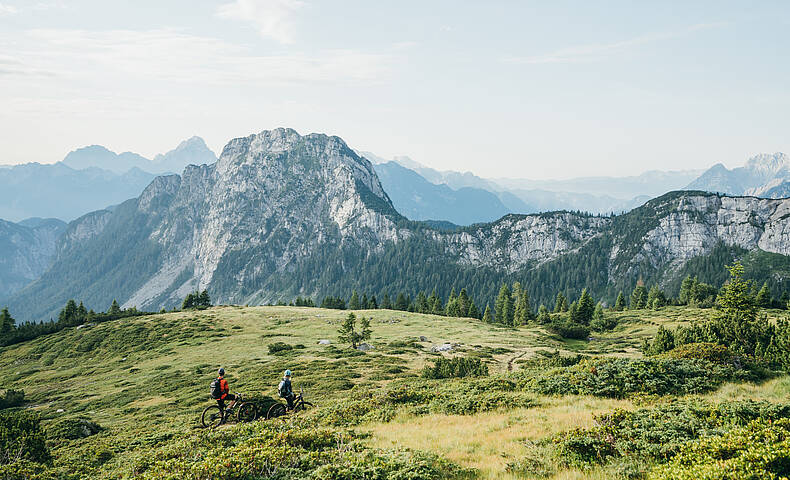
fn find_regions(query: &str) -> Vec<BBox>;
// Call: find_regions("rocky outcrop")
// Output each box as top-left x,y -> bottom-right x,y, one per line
0,218 -> 66,298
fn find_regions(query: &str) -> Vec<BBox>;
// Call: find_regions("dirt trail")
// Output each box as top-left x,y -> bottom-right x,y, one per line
507,351 -> 527,371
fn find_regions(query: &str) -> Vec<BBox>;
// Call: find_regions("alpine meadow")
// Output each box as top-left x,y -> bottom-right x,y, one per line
3,2 -> 790,480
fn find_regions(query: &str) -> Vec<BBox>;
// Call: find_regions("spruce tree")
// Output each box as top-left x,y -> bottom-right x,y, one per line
349,290 -> 361,310
630,284 -> 648,309
468,301 -> 480,319
368,295 -> 378,309
457,289 -> 471,317
416,292 -> 430,313
536,304 -> 550,324
0,307 -> 15,341
198,290 -> 211,307
647,285 -> 666,309
554,292 -> 568,313
395,292 -> 410,311
614,292 -> 626,311
361,293 -> 369,309
755,282 -> 772,308
482,304 -> 493,323
679,275 -> 695,305
381,293 -> 393,310
338,313 -> 360,349
494,284 -> 513,324
574,289 -> 595,324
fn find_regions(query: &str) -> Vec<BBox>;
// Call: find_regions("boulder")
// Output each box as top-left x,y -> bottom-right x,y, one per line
356,342 -> 374,351
317,339 -> 331,345
430,343 -> 455,353
419,336 -> 428,342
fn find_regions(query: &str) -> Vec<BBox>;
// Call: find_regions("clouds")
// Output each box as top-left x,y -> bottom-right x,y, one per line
0,2 -> 17,15
217,0 -> 305,44
504,22 -> 728,65
0,28 -> 392,86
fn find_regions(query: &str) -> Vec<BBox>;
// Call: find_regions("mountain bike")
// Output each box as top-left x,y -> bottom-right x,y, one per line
266,388 -> 313,419
201,392 -> 258,428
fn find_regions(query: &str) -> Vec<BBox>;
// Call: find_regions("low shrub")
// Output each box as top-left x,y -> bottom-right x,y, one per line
47,417 -> 103,441
658,342 -> 733,364
518,357 -> 742,398
0,410 -> 50,466
267,342 -> 293,355
546,320 -> 590,340
0,389 -> 24,410
554,399 -> 790,468
649,418 -> 790,480
422,357 -> 488,379
517,350 -> 585,370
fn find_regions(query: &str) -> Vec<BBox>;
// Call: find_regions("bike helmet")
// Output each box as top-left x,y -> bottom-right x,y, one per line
284,369 -> 292,377
218,367 -> 225,376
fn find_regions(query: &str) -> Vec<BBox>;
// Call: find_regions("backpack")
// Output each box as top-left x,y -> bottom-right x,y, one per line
210,378 -> 223,399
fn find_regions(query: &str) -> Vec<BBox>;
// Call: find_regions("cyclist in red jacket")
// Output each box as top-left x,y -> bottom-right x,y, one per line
216,368 -> 237,413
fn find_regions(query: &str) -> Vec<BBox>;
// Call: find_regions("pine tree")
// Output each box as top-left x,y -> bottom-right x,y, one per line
630,284 -> 648,309
468,301 -> 480,319
554,292 -> 568,313
416,292 -> 429,313
349,290 -> 361,310
573,288 -> 595,324
338,313 -> 360,349
361,293 -> 369,309
0,307 -> 15,341
381,293 -> 393,310
458,288 -> 471,317
198,290 -> 211,307
77,301 -> 88,318
512,282 -> 531,326
679,275 -> 695,305
755,282 -> 772,308
359,316 -> 372,343
647,285 -> 667,309
181,293 -> 195,310
494,284 -> 513,324
395,292 -> 410,311
368,295 -> 378,309
536,304 -> 550,324
482,304 -> 493,323
614,292 -> 626,311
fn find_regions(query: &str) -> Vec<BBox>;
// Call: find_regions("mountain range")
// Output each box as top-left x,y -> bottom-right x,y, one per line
686,152 -> 790,197
6,128 -> 790,323
0,137 -> 217,222
0,217 -> 67,299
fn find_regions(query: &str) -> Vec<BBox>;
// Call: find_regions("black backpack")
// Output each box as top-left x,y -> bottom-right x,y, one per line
210,378 -> 222,399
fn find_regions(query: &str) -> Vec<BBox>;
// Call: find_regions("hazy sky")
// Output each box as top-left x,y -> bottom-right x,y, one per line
1,1 -> 788,179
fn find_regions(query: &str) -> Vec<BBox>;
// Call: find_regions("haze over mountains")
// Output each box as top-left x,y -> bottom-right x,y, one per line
5,128 -> 790,323
687,153 -> 790,198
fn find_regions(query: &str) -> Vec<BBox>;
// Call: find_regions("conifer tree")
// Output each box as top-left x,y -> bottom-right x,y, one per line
482,304 -> 493,323
0,307 -> 15,341
349,290 -> 361,310
381,293 -> 393,310
416,292 -> 430,313
368,295 -> 378,309
361,293 -> 369,309
457,289 -> 471,317
679,275 -> 695,305
647,285 -> 666,309
395,292 -> 410,311
614,292 -> 626,311
198,290 -> 211,307
495,284 -> 513,324
536,304 -> 550,324
573,288 -> 595,324
554,292 -> 568,313
755,282 -> 772,308
630,284 -> 648,309
468,301 -> 480,319
338,313 -> 371,349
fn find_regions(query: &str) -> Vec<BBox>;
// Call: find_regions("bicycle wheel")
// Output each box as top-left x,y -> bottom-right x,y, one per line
294,401 -> 314,413
267,403 -> 286,420
237,403 -> 258,423
201,405 -> 224,428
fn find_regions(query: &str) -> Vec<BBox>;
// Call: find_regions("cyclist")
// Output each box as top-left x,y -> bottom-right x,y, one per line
215,368 -> 237,414
278,369 -> 295,410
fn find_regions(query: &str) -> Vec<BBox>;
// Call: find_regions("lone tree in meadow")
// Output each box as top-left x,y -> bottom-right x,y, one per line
338,313 -> 371,349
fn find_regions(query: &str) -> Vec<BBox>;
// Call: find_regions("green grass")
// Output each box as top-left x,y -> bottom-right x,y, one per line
2,305 -> 789,479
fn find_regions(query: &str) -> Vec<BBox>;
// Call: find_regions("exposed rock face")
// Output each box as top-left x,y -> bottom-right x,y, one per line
0,218 -> 66,298
8,129 -> 790,321
687,152 -> 790,195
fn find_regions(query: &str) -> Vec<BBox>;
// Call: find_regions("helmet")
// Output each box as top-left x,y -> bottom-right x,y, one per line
218,368 -> 225,376
284,369 -> 292,377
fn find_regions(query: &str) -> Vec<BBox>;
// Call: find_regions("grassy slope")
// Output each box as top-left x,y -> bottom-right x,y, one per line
3,305 -> 789,479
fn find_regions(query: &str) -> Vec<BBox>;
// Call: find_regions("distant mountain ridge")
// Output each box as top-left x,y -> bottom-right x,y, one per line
686,152 -> 790,196
63,136 -> 217,175
7,128 -> 790,323
0,218 -> 66,299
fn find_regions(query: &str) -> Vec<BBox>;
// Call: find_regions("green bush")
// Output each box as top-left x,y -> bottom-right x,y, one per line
649,418 -> 790,480
0,411 -> 50,466
658,342 -> 733,364
47,417 -> 103,441
0,390 -> 24,410
546,320 -> 590,339
268,342 -> 293,355
555,400 -> 790,467
422,357 -> 488,379
518,357 -> 742,398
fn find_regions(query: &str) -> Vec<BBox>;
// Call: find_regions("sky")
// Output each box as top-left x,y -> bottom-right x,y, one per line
0,0 -> 788,179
